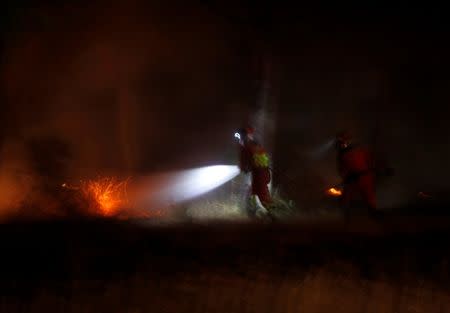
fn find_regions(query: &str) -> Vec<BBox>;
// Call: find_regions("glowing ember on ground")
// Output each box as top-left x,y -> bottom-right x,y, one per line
61,176 -> 166,219
80,177 -> 131,217
326,187 -> 342,197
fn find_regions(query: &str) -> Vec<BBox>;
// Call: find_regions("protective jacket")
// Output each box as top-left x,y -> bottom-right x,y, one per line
337,144 -> 376,209
239,140 -> 272,205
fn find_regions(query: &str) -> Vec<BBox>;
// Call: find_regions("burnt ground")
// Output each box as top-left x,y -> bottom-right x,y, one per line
1,211 -> 450,312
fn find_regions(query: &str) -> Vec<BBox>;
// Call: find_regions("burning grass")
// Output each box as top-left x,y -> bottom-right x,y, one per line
79,177 -> 131,217
326,187 -> 342,197
58,176 -> 343,221
61,176 -> 166,220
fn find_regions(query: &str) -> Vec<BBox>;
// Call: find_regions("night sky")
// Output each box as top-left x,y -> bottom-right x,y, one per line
1,2 -> 450,208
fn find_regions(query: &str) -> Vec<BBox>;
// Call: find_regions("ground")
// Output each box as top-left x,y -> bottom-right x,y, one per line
1,212 -> 450,312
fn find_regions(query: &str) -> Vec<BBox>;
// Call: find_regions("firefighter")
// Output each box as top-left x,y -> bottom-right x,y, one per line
335,131 -> 377,213
236,126 -> 272,215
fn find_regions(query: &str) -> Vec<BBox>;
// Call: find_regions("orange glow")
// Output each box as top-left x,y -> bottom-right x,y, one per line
80,177 -> 130,217
61,177 -> 166,219
326,187 -> 342,197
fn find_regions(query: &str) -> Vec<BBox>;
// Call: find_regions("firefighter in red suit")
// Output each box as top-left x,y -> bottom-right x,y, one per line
236,127 -> 272,208
335,131 -> 377,212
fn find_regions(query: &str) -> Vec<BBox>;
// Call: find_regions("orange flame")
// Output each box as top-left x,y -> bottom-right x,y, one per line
326,187 -> 342,197
80,177 -> 130,217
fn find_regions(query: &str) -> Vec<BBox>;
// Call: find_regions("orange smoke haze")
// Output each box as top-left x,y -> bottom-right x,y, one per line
0,1 -> 250,220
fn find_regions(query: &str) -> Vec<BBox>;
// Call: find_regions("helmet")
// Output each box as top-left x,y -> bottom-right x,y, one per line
336,130 -> 352,149
235,126 -> 255,141
245,126 -> 255,135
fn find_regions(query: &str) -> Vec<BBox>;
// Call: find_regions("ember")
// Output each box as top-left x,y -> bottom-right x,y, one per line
80,177 -> 131,217
326,187 -> 342,197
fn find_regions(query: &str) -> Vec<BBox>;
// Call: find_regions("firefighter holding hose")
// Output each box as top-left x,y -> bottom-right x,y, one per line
235,126 -> 273,217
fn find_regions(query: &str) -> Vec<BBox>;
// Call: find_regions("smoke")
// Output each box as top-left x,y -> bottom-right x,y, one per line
274,26 -> 450,209
0,1 -> 253,218
4,3 -> 445,218
303,138 -> 336,159
0,136 -> 78,220
132,165 -> 240,210
0,140 -> 34,218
